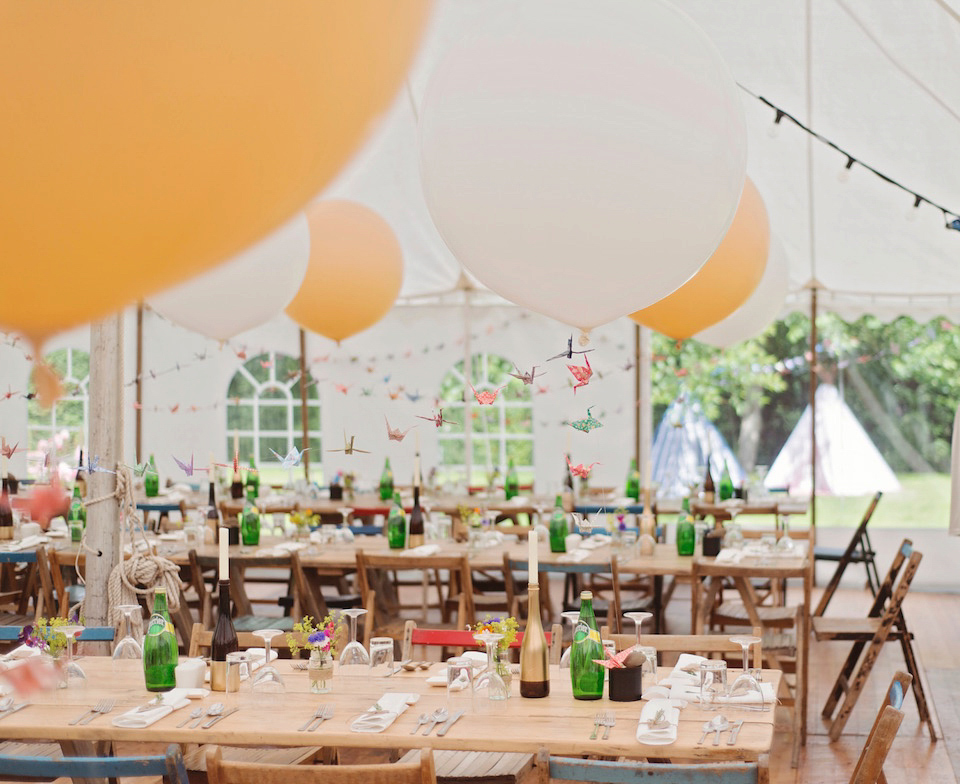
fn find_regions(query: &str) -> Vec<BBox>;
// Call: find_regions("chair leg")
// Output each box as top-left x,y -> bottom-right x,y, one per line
822,639 -> 866,718
829,627 -> 893,741
897,631 -> 938,740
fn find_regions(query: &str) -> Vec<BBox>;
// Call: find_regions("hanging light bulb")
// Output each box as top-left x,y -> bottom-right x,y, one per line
837,157 -> 855,183
906,195 -> 923,222
767,110 -> 784,138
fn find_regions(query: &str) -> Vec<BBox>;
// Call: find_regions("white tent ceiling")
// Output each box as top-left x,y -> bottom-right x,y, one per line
324,0 -> 960,322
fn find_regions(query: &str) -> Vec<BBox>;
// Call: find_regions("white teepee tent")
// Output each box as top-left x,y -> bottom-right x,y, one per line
765,383 -> 900,496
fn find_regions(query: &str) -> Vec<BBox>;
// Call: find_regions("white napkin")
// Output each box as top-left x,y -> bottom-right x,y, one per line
658,655 -> 708,686
349,692 -> 419,733
402,544 -> 441,557
665,680 -> 776,707
558,549 -> 589,563
581,536 -> 607,550
0,644 -> 41,664
636,699 -> 679,745
112,689 -> 191,728
715,548 -> 743,564
2,535 -> 48,552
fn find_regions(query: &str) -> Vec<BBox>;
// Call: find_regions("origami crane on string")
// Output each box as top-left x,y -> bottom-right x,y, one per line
216,448 -> 257,476
509,364 -> 544,385
570,406 -> 603,433
328,432 -> 370,455
471,385 -> 505,405
567,355 -> 593,394
1,438 -> 19,459
566,455 -> 599,479
417,409 -> 458,428
405,389 -> 423,403
128,461 -> 157,478
172,454 -> 207,477
385,416 -> 414,442
269,445 -> 309,468
546,335 -> 594,362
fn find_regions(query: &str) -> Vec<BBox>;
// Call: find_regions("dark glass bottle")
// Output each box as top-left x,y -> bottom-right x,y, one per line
143,588 -> 178,692
505,457 -> 519,500
230,468 -> 244,500
74,449 -> 87,498
702,456 -> 715,504
143,453 -> 159,498
386,491 -> 406,549
548,494 -> 567,553
245,457 -> 259,502
210,580 -> 239,691
0,476 -> 13,538
379,458 -> 394,501
570,591 -> 604,700
625,458 -> 640,501
409,454 -> 424,548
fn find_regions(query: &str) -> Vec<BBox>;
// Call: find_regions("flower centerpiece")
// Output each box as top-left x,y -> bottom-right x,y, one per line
470,615 -> 518,689
18,614 -> 81,659
287,614 -> 342,693
289,508 -> 319,540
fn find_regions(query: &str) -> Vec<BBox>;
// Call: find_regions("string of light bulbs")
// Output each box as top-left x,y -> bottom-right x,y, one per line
739,84 -> 960,232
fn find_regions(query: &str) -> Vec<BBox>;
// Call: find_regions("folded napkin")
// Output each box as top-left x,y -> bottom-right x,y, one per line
636,699 -> 679,745
664,680 -> 776,707
558,549 -> 589,563
715,548 -> 744,564
112,689 -> 191,728
658,654 -> 708,686
402,544 -> 441,557
0,645 -> 41,664
581,536 -> 608,550
0,535 -> 48,552
349,692 -> 419,733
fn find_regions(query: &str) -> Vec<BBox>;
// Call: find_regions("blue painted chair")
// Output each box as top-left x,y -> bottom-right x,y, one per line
0,625 -> 114,643
536,749 -> 769,784
849,671 -> 911,784
0,743 -> 188,784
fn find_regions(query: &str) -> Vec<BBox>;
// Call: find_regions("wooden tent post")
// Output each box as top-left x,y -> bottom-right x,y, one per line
85,314 -> 124,654
299,328 -> 310,482
636,324 -> 653,492
135,303 -> 143,464
810,286 -> 818,535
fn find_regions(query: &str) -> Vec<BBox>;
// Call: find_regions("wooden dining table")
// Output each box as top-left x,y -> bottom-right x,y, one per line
1,657 -> 781,764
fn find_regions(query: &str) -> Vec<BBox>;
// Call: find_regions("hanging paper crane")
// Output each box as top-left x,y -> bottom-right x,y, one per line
0,438 -> 19,459
471,385 -> 505,405
508,364 -> 544,385
385,416 -> 414,442
269,445 -> 309,468
328,432 -> 370,455
172,454 -> 206,477
566,455 -> 600,479
567,355 -> 593,394
86,455 -> 116,475
546,335 -> 594,361
417,409 -> 458,428
215,448 -> 257,476
569,406 -> 603,433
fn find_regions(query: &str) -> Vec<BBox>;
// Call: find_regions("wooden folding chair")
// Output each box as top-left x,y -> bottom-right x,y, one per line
536,748 -> 769,784
814,491 -> 882,616
848,671 -> 911,784
207,744 -> 437,784
0,550 -> 40,622
0,743 -> 188,784
597,625 -> 763,669
813,539 -> 937,740
401,620 -> 562,666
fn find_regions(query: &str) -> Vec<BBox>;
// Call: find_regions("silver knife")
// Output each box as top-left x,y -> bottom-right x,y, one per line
727,719 -> 745,745
0,703 -> 27,721
435,710 -> 464,737
203,707 -> 239,729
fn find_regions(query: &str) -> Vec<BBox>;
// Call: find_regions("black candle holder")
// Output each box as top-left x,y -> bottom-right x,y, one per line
608,666 -> 644,701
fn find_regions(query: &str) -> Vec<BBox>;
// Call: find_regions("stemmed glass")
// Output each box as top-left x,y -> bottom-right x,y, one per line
728,635 -> 765,710
776,514 -> 795,552
338,608 -> 370,667
623,611 -> 656,678
559,611 -> 580,669
338,507 -> 354,532
112,604 -> 143,660
251,629 -> 285,693
59,624 -> 86,686
473,631 -> 509,700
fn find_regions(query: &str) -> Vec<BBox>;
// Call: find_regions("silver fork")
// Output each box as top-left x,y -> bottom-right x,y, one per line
298,704 -> 328,732
311,703 -> 334,731
601,712 -> 615,740
69,699 -> 110,726
589,713 -> 603,740
79,698 -> 115,725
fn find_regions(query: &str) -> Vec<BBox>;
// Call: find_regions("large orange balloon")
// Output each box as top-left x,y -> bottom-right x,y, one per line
287,201 -> 404,343
0,1 -> 431,344
630,178 -> 769,340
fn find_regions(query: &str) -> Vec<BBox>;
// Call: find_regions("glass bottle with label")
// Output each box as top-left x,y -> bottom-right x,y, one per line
504,458 -> 519,500
570,591 -> 604,700
386,491 -> 406,549
379,458 -> 394,501
240,502 -> 260,546
67,485 -> 86,542
625,458 -> 640,501
676,496 -> 695,556
548,494 -> 567,553
245,457 -> 259,502
143,588 -> 178,692
144,453 -> 159,498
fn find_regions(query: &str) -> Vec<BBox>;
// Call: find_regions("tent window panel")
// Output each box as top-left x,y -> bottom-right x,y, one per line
228,374 -> 256,399
291,378 -> 319,400
259,404 -> 289,431
472,439 -> 498,465
506,440 -> 533,466
227,405 -> 254,430
438,439 -> 465,465
260,436 -> 289,464
293,404 -> 321,431
26,348 -> 89,478
504,408 -> 533,432
502,382 -> 531,402
307,437 -> 322,458
440,406 -> 465,433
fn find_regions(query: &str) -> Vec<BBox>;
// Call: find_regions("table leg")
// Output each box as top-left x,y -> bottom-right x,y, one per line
653,575 -> 663,633
58,739 -> 112,784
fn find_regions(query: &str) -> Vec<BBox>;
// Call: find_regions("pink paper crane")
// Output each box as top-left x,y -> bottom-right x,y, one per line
471,385 -> 505,405
334,383 -> 351,395
385,416 -> 414,442
1,438 -> 19,459
417,409 -> 458,428
508,364 -> 544,385
566,455 -> 599,479
567,355 -> 593,394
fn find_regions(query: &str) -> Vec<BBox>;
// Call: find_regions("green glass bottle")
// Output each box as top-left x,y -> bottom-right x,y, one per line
570,590 -> 604,700
504,458 -> 519,500
718,463 -> 734,502
379,458 -> 394,501
144,453 -> 159,498
143,587 -> 178,692
548,494 -> 567,553
245,457 -> 259,502
676,496 -> 695,556
68,485 -> 85,542
386,491 -> 406,549
625,458 -> 640,501
240,502 -> 260,546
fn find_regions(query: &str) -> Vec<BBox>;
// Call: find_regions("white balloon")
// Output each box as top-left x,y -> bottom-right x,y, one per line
149,214 -> 310,341
419,0 -> 746,332
695,238 -> 790,348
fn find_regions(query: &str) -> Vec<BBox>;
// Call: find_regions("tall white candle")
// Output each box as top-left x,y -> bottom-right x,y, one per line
219,527 -> 229,580
208,452 -> 216,484
528,528 -> 538,586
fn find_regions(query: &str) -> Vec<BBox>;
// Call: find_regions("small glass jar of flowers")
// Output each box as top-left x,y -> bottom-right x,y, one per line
18,615 -> 82,689
289,509 -> 319,541
287,614 -> 341,694
470,615 -> 518,692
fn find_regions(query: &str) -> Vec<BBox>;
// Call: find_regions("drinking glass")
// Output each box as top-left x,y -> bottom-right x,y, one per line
776,515 -> 795,552
473,632 -> 509,701
369,637 -> 395,677
338,608 -> 370,667
251,628 -> 285,693
59,625 -> 86,686
339,507 -> 354,529
112,604 -> 143,660
624,611 -> 656,677
699,660 -> 727,710
446,656 -> 475,705
225,651 -> 249,693
728,635 -> 765,710
559,611 -> 580,669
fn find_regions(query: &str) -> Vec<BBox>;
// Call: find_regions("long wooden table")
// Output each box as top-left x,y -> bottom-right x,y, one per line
2,657 -> 780,763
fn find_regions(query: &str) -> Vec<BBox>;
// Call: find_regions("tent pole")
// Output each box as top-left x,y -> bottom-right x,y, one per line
636,324 -> 653,492
810,286 -> 818,538
299,329 -> 310,482
463,291 -> 473,490
85,313 -> 124,655
634,324 -> 641,467
135,303 -> 143,464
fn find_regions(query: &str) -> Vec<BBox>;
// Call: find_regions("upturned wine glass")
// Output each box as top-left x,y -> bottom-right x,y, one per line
112,604 -> 144,660
728,635 -> 765,710
473,631 -> 509,700
251,628 -> 285,693
338,608 -> 370,667
559,611 -> 580,669
59,624 -> 86,686
624,611 -> 656,677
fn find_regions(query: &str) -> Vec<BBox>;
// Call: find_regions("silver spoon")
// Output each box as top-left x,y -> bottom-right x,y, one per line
423,708 -> 449,736
699,716 -> 726,745
410,713 -> 429,734
711,715 -> 730,746
191,703 -> 223,729
178,706 -> 204,728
